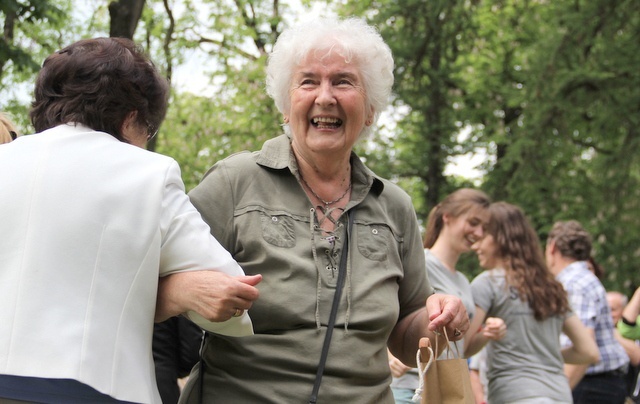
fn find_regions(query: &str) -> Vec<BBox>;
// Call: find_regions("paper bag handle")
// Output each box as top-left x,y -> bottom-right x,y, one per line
439,327 -> 463,360
412,338 -> 434,402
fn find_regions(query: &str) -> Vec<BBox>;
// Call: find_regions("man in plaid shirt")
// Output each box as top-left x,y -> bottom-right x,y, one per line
546,220 -> 629,404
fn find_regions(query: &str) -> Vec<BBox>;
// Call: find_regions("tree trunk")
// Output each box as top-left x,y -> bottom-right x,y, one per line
0,9 -> 17,78
108,0 -> 145,39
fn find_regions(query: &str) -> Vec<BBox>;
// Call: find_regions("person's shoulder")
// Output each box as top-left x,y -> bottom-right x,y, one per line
193,150 -> 262,191
216,137 -> 280,169
472,269 -> 502,285
470,271 -> 493,293
472,269 -> 491,281
376,176 -> 413,204
571,264 -> 604,290
351,155 -> 414,209
559,262 -> 590,281
561,268 -> 605,301
375,178 -> 417,223
123,145 -> 177,169
424,250 -> 446,270
223,149 -> 260,164
206,149 -> 260,175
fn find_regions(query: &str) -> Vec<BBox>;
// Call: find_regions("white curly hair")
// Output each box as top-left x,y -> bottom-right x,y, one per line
266,16 -> 394,138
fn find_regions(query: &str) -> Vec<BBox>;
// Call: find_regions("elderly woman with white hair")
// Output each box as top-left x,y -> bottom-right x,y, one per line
180,16 -> 469,403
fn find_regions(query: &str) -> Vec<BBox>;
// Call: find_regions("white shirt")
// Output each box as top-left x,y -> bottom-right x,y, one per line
0,124 -> 250,403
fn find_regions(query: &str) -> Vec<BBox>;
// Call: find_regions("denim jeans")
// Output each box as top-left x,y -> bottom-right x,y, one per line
392,387 -> 417,404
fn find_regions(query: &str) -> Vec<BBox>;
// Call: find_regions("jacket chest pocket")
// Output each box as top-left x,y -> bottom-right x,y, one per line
357,224 -> 391,261
260,212 -> 296,248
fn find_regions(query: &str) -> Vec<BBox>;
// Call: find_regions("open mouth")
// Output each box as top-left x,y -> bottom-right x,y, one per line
311,116 -> 343,129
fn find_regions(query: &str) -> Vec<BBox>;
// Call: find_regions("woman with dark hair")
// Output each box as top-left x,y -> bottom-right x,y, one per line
28,37 -> 168,146
0,37 -> 261,403
466,202 -> 599,403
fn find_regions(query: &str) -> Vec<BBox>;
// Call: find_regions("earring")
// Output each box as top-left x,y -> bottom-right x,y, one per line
283,116 -> 289,124
365,119 -> 372,126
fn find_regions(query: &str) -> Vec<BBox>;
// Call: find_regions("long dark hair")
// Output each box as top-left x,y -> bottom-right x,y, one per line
424,188 -> 491,248
29,37 -> 169,142
486,202 -> 569,321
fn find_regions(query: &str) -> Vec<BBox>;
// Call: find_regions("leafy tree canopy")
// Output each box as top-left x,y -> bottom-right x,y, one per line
1,0 -> 638,293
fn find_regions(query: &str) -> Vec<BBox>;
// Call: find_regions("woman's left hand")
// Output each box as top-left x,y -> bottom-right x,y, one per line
426,293 -> 470,341
482,317 -> 507,340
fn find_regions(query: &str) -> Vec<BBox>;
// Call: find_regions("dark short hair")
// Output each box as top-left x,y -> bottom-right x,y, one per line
547,220 -> 592,261
29,37 -> 169,142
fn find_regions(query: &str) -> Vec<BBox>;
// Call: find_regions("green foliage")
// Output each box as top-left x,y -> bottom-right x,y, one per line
337,0 -> 482,223
473,0 -> 640,291
150,0 -> 287,190
0,0 -> 106,133
0,0 -> 70,84
338,0 -> 640,291
156,58 -> 282,191
2,0 -> 638,292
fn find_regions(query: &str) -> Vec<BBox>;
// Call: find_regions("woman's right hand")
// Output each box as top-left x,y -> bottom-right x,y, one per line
388,350 -> 412,378
155,271 -> 262,322
482,317 -> 507,340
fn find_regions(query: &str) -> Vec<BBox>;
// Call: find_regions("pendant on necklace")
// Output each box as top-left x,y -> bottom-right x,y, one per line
300,174 -> 351,209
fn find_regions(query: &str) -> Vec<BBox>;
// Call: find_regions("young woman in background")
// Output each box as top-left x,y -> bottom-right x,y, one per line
390,188 -> 505,403
466,202 -> 599,404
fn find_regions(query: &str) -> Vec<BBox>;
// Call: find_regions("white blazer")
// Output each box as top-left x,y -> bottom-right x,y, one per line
0,124 -> 251,403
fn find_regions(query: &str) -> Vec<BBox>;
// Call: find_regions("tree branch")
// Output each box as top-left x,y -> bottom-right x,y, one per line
197,36 -> 258,61
162,0 -> 176,84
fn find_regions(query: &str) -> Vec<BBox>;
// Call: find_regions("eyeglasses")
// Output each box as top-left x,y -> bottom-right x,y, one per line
147,125 -> 159,141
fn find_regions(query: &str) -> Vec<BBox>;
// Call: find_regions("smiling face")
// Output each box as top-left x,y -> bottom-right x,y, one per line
443,207 -> 488,254
285,50 -> 374,160
472,233 -> 500,269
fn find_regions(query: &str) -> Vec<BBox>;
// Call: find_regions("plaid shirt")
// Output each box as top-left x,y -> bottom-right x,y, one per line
557,261 -> 629,374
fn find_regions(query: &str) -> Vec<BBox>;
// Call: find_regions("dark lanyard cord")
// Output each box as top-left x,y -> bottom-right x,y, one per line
308,211 -> 354,404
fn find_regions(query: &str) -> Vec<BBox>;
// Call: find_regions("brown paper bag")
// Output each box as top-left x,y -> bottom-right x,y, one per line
414,331 -> 475,404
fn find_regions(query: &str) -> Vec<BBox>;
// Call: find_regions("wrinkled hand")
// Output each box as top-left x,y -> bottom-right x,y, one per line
426,293 -> 469,341
482,317 -> 507,340
156,271 -> 261,322
388,351 -> 412,378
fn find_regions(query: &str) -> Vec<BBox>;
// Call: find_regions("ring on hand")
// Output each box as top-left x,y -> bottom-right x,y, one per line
453,328 -> 462,337
233,308 -> 243,317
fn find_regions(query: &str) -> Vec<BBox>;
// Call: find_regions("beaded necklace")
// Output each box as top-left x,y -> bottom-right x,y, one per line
299,174 -> 351,210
